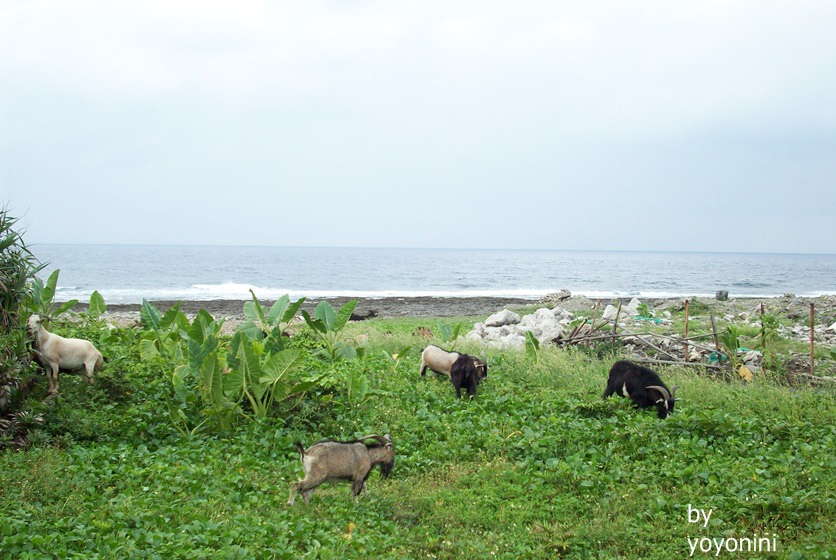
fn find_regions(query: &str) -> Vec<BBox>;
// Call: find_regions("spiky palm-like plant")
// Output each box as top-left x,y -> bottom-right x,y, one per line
1,206 -> 43,438
0,207 -> 42,331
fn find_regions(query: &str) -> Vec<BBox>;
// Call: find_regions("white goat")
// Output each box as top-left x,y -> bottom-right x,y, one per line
27,314 -> 103,396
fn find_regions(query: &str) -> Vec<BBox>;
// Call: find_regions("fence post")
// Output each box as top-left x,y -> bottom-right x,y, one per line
684,299 -> 690,362
810,303 -> 815,377
612,301 -> 622,351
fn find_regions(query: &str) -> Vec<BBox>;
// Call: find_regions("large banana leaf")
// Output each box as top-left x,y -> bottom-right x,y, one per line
259,348 -> 303,385
140,299 -> 162,330
268,295 -> 306,325
197,352 -> 224,409
332,299 -> 358,332
88,291 -> 106,318
159,303 -> 186,332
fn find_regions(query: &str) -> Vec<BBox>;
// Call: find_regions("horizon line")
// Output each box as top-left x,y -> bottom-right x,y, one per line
28,241 -> 836,257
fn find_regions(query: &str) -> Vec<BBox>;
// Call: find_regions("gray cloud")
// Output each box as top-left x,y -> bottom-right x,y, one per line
3,1 -> 835,252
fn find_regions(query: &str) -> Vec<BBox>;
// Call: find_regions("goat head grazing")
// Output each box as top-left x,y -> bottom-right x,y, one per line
420,345 -> 486,398
603,360 -> 679,419
449,354 -> 480,398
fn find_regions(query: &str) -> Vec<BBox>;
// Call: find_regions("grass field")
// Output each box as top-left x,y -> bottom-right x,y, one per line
1,313 -> 834,559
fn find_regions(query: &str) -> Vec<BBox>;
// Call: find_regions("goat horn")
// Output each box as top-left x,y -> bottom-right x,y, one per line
670,385 -> 679,400
647,386 -> 671,401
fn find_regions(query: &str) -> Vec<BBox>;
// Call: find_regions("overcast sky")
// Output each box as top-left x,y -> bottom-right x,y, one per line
2,1 -> 835,253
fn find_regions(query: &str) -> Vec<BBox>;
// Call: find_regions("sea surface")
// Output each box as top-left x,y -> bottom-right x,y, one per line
32,244 -> 836,305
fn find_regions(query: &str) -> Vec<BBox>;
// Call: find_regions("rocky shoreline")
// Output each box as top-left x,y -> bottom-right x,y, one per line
73,292 -> 836,379
87,293 -> 836,334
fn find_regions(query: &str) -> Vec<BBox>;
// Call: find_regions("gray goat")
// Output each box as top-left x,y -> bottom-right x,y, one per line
287,434 -> 394,506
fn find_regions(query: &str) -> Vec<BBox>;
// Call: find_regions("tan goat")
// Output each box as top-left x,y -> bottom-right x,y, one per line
288,434 -> 394,506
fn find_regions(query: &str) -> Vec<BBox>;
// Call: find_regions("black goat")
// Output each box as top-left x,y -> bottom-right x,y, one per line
420,345 -> 487,398
450,354 -> 480,398
603,360 -> 679,419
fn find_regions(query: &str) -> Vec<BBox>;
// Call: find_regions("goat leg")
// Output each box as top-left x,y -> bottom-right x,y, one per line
303,489 -> 314,505
351,479 -> 365,502
288,479 -> 319,506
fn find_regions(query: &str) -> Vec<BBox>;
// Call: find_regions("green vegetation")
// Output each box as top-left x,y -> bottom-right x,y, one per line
1,212 -> 833,557
1,305 -> 834,558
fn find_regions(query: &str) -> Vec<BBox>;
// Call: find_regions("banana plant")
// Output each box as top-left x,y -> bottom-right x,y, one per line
225,334 -> 314,418
718,325 -> 743,371
381,345 -> 411,374
525,331 -> 541,364
301,299 -> 359,361
137,300 -> 190,362
236,291 -> 306,353
23,269 -> 77,320
170,310 -> 238,433
439,322 -> 465,349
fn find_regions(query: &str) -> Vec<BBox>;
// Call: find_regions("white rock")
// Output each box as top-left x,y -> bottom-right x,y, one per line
625,298 -> 642,315
465,331 -> 483,343
538,324 -> 565,342
515,324 -> 534,335
480,326 -> 504,342
553,307 -> 574,321
743,350 -> 763,365
500,334 -> 526,349
533,307 -> 557,321
485,309 -> 521,327
602,304 -> 620,320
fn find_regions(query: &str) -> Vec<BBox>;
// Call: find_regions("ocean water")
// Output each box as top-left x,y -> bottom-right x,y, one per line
32,244 -> 836,305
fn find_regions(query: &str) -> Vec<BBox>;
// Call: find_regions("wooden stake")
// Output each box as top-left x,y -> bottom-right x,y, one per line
588,300 -> 601,347
684,299 -> 690,362
810,303 -> 815,377
760,303 -> 766,349
709,311 -> 720,352
612,301 -> 622,351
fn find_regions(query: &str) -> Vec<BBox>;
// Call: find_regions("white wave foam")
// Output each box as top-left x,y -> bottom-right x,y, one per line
52,282 -> 835,305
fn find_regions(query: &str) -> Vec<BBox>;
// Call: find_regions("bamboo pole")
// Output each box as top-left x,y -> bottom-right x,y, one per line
684,299 -> 690,362
630,334 -> 676,361
561,330 -> 718,354
631,357 -> 726,371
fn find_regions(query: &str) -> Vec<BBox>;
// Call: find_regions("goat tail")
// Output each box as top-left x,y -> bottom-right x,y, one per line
294,441 -> 306,459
